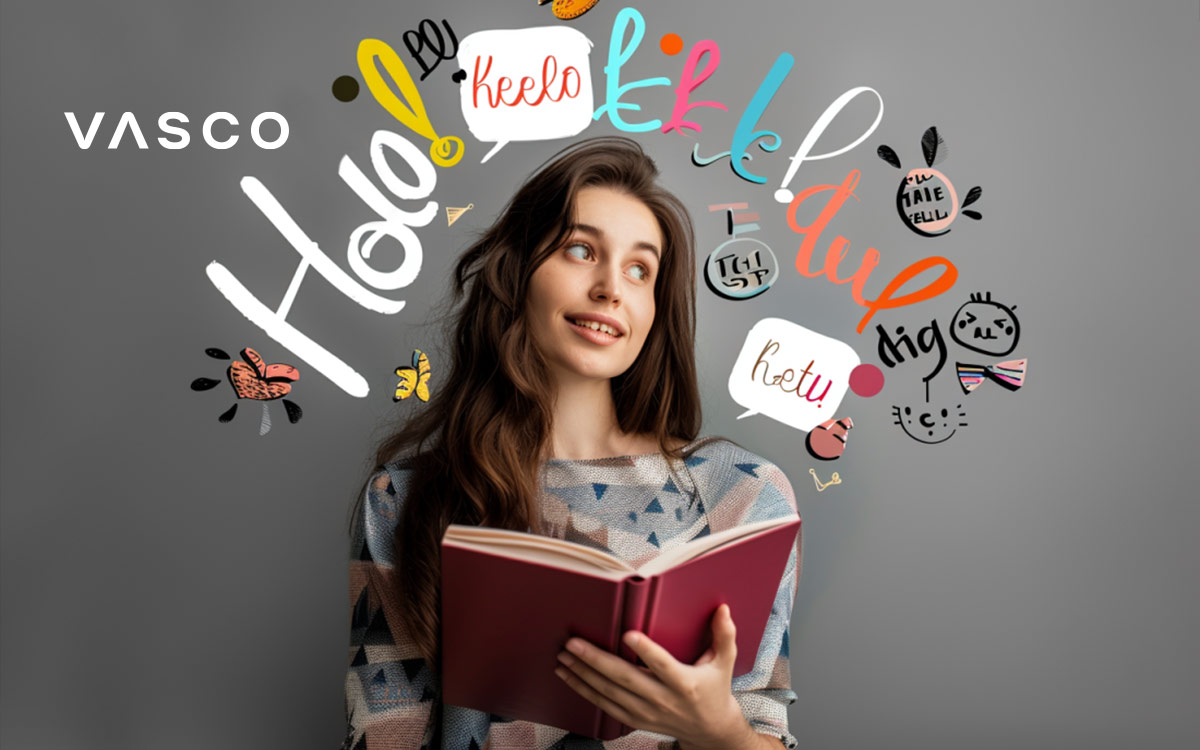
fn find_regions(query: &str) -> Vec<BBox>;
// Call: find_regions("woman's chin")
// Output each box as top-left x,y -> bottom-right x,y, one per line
549,355 -> 634,385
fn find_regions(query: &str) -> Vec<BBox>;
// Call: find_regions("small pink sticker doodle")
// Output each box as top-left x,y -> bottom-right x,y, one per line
191,347 -> 303,434
806,417 -> 854,460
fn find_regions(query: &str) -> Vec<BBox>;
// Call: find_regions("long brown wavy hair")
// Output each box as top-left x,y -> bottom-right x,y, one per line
364,136 -> 701,676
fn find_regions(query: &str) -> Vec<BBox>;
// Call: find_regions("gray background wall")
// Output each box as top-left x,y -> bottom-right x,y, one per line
2,1 -> 1197,748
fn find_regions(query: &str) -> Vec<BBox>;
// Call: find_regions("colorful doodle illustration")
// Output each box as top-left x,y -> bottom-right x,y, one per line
703,203 -> 778,300
848,363 -> 884,398
875,320 -> 946,399
877,126 -> 982,237
891,402 -> 967,445
332,76 -> 360,102
552,0 -> 600,20
950,292 -> 1020,356
806,417 -> 854,461
446,204 -> 474,226
689,53 -> 789,183
729,318 -> 860,432
661,37 -> 726,137
206,121 -> 440,400
457,26 -> 594,162
394,349 -> 432,402
358,38 -> 465,167
809,469 -> 842,492
191,347 -> 303,434
401,19 -> 459,81
785,169 -> 959,334
956,359 -> 1027,393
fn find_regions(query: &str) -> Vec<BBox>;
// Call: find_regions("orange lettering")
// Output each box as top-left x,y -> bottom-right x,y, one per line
787,169 -> 957,333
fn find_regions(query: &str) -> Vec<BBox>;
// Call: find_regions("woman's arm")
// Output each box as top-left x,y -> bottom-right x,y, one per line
343,470 -> 438,750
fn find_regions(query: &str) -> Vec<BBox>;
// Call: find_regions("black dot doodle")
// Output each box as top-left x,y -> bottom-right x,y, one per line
332,75 -> 360,102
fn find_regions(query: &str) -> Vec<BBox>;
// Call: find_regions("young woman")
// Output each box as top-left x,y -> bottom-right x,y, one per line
343,137 -> 801,750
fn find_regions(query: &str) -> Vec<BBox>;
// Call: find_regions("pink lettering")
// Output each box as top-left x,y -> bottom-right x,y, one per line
662,40 -> 728,136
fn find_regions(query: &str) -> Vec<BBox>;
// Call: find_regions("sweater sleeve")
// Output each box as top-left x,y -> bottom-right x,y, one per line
727,460 -> 803,750
341,467 -> 438,750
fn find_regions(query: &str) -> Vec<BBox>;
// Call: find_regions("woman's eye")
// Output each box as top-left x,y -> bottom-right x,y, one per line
565,242 -> 592,260
628,264 -> 649,281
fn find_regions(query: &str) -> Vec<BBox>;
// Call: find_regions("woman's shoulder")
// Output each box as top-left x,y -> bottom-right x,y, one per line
683,436 -> 799,522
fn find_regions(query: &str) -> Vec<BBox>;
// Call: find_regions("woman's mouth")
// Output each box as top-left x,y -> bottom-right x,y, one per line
568,317 -> 623,344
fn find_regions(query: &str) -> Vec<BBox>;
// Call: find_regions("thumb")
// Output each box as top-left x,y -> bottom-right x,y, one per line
712,604 -> 738,667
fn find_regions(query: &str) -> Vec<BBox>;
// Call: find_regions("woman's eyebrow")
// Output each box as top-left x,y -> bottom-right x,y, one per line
570,223 -> 661,259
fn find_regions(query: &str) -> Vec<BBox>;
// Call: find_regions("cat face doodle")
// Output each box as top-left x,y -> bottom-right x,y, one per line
892,404 -> 967,444
950,292 -> 1019,356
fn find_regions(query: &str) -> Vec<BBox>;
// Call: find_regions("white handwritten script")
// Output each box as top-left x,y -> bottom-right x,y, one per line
206,130 -> 436,397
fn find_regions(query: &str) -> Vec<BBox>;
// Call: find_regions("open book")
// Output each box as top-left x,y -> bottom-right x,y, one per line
441,515 -> 801,740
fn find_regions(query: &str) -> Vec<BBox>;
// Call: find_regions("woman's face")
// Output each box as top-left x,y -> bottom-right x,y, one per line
526,186 -> 663,386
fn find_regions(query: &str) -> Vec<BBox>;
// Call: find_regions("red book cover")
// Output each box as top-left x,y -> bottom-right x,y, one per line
441,516 -> 801,739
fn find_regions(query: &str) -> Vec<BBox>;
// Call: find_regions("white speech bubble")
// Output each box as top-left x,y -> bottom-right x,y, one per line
728,318 -> 861,432
457,26 -> 594,163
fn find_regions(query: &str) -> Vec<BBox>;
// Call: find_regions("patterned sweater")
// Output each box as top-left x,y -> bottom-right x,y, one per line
343,438 -> 802,749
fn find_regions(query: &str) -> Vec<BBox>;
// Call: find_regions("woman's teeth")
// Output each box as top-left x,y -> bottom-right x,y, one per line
573,319 -> 620,336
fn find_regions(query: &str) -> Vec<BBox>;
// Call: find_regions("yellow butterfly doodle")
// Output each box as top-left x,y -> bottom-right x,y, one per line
394,349 -> 431,402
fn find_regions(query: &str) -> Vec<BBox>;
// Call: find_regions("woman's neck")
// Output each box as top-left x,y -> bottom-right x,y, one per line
547,377 -> 656,460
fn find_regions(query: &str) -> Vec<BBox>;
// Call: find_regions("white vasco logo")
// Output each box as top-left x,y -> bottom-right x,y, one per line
64,112 -> 289,149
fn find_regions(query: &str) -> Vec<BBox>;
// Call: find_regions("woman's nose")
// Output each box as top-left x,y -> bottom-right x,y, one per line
590,263 -> 622,304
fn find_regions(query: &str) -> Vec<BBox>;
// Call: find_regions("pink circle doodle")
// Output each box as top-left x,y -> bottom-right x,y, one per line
849,364 -> 885,397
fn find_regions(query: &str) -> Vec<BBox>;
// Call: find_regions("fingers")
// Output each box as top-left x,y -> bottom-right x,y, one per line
556,641 -> 658,722
621,630 -> 689,686
555,662 -> 641,728
712,604 -> 738,669
623,605 -> 738,681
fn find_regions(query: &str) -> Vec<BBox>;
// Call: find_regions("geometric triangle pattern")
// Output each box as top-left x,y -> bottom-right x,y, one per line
735,462 -> 760,478
363,608 -> 395,646
350,586 -> 371,645
401,658 -> 426,683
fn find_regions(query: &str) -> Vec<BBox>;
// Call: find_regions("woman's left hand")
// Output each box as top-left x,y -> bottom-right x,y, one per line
554,604 -> 762,750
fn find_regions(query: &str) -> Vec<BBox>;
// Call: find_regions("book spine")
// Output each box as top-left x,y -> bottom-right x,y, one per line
640,574 -> 664,639
598,576 -> 651,740
618,575 -> 651,663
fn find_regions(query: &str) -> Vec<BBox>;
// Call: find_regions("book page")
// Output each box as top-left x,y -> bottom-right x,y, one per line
634,517 -> 796,578
444,525 -> 635,577
443,516 -> 796,580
